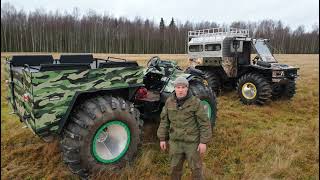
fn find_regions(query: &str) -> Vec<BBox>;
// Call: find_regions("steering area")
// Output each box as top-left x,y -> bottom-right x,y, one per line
147,56 -> 162,70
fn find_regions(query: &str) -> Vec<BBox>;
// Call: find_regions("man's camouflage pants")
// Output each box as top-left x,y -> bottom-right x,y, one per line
169,140 -> 204,180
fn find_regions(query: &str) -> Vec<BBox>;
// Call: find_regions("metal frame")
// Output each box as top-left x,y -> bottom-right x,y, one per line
188,28 -> 249,39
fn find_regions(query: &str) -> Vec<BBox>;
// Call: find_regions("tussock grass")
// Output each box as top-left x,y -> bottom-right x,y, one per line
1,53 -> 318,179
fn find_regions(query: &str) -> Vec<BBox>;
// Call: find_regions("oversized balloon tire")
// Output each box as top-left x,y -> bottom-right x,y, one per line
237,73 -> 272,105
189,81 -> 217,127
60,96 -> 143,178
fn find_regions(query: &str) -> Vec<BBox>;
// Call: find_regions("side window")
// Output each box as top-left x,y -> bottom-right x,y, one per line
189,45 -> 203,52
205,44 -> 221,51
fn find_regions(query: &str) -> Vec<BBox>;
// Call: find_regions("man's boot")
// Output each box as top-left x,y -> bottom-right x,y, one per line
191,168 -> 204,180
171,165 -> 183,180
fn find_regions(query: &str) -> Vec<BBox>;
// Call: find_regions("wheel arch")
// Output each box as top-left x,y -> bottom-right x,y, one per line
57,85 -> 142,134
238,65 -> 272,81
195,65 -> 227,79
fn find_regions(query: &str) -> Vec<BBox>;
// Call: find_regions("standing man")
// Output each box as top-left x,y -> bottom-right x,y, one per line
157,76 -> 212,180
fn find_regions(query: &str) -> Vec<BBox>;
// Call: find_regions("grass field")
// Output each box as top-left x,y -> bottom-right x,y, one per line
1,53 -> 319,180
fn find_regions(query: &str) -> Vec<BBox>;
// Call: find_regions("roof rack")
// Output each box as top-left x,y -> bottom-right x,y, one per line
188,28 -> 249,38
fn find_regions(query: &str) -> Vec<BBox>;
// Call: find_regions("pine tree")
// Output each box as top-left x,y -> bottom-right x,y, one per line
169,17 -> 175,29
160,18 -> 165,33
159,17 -> 165,53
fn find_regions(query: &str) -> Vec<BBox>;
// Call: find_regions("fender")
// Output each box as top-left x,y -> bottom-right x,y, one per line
35,84 -> 143,136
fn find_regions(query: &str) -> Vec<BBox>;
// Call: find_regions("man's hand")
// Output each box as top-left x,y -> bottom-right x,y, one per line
197,143 -> 206,155
160,141 -> 167,151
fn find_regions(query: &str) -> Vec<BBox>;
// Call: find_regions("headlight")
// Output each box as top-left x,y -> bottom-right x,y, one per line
272,70 -> 284,77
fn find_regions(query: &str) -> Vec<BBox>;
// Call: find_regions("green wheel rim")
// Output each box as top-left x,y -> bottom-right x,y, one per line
92,121 -> 131,164
201,100 -> 212,120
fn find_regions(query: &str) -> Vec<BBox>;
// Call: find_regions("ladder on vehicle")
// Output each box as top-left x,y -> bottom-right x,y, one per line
188,28 -> 249,38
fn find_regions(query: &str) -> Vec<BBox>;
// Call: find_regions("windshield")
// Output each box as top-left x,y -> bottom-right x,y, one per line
254,40 -> 277,62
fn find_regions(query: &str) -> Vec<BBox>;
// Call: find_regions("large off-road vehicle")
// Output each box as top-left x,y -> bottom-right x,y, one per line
188,28 -> 299,105
5,54 -> 216,178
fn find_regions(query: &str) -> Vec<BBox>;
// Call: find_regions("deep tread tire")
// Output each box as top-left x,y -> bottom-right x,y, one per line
271,83 -> 284,100
236,73 -> 272,105
271,80 -> 296,100
60,96 -> 142,178
283,80 -> 296,99
203,70 -> 221,96
189,81 -> 218,127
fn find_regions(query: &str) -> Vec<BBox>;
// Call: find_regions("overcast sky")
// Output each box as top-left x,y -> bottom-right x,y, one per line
2,0 -> 319,31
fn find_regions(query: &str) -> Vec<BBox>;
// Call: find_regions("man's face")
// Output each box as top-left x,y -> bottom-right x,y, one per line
175,84 -> 188,98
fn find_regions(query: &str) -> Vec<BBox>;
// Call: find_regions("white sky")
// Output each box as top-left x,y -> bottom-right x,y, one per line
2,0 -> 319,31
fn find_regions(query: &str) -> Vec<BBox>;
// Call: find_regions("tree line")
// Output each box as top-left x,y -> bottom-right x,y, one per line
1,3 -> 319,54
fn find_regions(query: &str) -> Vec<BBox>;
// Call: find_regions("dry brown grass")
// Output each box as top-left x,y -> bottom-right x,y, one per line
1,53 -> 319,180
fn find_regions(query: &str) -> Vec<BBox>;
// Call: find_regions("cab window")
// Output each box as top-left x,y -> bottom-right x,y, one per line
189,45 -> 203,52
205,44 -> 221,51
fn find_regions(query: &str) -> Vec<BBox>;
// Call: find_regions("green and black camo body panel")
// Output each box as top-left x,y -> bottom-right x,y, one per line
7,65 -> 144,136
6,64 -> 35,130
4,63 -> 15,112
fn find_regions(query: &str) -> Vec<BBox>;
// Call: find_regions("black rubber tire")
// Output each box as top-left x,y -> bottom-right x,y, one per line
189,81 -> 217,127
236,73 -> 272,105
283,80 -> 296,99
59,96 -> 143,178
271,80 -> 296,100
271,83 -> 284,100
203,70 -> 221,96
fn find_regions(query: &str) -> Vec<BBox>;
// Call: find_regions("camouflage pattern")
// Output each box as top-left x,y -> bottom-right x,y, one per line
144,59 -> 192,93
222,57 -> 237,77
157,94 -> 212,143
6,64 -> 35,129
169,141 -> 204,180
6,62 -> 144,135
157,93 -> 210,180
4,62 -> 15,112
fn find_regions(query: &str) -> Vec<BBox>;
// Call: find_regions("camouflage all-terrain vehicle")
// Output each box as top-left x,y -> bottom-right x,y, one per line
5,54 -> 216,178
187,28 -> 299,105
